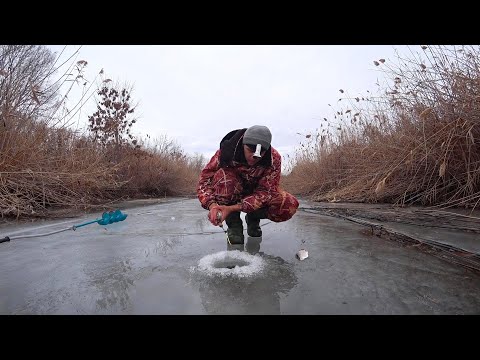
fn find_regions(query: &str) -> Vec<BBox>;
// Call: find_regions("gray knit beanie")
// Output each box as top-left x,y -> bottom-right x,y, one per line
243,125 -> 272,150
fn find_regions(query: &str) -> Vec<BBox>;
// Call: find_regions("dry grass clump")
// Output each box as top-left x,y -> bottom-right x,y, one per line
0,116 -> 203,218
115,136 -> 206,197
0,116 -> 120,217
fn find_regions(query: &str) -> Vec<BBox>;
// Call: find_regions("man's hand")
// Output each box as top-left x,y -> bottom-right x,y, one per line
207,203 -> 242,226
208,203 -> 222,226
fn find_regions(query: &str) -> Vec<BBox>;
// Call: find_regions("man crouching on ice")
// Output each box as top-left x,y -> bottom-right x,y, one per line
196,125 -> 299,244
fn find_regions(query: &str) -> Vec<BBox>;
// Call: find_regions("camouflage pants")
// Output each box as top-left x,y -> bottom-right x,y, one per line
212,168 -> 299,222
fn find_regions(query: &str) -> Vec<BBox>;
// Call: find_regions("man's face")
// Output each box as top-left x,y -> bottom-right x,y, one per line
243,144 -> 266,166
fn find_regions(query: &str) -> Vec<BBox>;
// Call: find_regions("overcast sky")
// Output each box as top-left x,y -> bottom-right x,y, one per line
47,45 -> 413,170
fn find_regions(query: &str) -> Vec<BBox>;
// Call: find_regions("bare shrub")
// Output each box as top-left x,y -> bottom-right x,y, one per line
88,81 -> 139,148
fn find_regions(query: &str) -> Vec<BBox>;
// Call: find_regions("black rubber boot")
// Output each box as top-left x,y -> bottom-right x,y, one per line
245,208 -> 267,237
226,211 -> 244,244
245,237 -> 262,254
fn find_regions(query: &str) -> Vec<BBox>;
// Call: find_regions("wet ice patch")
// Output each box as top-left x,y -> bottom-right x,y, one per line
192,250 -> 264,278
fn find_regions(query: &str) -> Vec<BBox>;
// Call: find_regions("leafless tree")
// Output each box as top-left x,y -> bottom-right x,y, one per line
0,45 -> 61,127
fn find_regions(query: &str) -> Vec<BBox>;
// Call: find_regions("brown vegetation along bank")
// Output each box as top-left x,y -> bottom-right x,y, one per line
0,45 -> 201,219
283,45 -> 480,212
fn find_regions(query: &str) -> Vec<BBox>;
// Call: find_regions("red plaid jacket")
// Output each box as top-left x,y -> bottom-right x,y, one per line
197,130 -> 282,213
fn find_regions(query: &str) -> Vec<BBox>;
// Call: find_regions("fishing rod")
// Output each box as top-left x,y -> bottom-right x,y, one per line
0,209 -> 128,244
